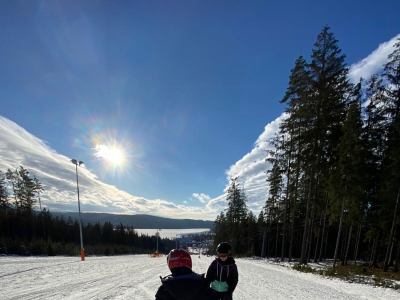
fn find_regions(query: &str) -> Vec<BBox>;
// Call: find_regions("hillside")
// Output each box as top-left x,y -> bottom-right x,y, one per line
50,212 -> 214,229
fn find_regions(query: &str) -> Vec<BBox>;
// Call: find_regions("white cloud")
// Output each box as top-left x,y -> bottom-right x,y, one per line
348,34 -> 400,83
191,193 -> 211,204
219,114 -> 287,214
0,116 -> 217,220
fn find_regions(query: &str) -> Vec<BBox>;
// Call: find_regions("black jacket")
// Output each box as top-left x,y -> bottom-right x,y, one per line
206,257 -> 238,294
155,267 -> 212,300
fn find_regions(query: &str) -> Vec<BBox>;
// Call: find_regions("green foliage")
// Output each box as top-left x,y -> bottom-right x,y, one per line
292,264 -> 315,273
291,263 -> 400,291
0,165 -> 178,257
47,243 -> 56,256
258,27 -> 400,271
324,266 -> 351,279
213,177 -> 257,256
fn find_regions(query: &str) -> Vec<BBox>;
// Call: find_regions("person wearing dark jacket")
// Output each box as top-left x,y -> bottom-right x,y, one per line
206,242 -> 238,300
155,248 -> 212,300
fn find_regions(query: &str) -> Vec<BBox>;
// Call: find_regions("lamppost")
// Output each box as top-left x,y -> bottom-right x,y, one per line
175,234 -> 179,249
156,220 -> 159,253
71,159 -> 85,261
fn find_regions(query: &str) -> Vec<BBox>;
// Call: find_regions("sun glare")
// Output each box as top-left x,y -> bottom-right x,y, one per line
94,144 -> 125,166
107,148 -> 124,164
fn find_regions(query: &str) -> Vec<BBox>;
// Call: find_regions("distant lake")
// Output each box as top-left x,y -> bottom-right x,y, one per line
136,228 -> 211,239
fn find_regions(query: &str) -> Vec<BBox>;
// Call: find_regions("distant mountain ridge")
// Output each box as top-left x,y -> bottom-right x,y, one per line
50,212 -> 214,229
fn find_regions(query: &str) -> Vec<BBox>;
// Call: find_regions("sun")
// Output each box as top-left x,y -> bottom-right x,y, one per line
106,148 -> 124,165
94,144 -> 125,166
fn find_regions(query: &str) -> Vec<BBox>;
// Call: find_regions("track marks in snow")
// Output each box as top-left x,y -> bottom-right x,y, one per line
1,255 -> 399,299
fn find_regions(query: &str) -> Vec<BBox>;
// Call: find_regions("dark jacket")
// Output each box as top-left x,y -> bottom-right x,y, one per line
206,257 -> 238,295
155,267 -> 212,300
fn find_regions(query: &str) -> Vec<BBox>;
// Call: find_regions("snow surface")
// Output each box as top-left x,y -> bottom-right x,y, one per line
1,255 -> 399,299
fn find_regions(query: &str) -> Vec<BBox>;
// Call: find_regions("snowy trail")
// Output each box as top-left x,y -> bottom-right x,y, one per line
1,255 -> 399,299
0,256 -> 161,300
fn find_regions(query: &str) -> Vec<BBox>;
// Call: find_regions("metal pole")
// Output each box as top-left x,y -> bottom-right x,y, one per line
72,160 -> 85,261
156,220 -> 159,253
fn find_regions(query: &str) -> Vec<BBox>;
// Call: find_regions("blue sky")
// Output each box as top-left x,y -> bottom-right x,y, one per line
0,0 -> 399,221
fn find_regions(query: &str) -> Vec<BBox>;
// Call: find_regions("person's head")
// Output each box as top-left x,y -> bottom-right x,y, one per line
167,249 -> 192,271
216,242 -> 231,261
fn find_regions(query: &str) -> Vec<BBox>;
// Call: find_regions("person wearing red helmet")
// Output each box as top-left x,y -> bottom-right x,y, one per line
155,248 -> 212,300
206,242 -> 238,300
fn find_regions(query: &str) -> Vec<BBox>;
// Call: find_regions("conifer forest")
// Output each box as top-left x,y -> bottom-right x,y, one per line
0,166 -> 175,256
212,26 -> 400,273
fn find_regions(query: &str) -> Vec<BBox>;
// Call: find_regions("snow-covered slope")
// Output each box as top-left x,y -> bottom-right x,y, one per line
1,255 -> 399,299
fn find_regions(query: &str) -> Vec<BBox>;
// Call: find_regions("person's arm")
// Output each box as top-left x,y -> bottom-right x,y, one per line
205,261 -> 215,283
155,285 -> 165,300
227,264 -> 238,293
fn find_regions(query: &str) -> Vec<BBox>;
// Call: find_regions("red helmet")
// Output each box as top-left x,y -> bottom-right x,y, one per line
167,249 -> 192,270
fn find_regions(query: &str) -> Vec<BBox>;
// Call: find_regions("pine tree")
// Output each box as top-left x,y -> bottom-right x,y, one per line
264,151 -> 284,258
381,37 -> 400,272
298,26 -> 351,264
213,212 -> 227,251
225,177 -> 248,255
0,171 -> 9,211
279,56 -> 311,262
330,89 -> 365,267
276,26 -> 352,264
362,75 -> 387,262
17,166 -> 36,214
5,169 -> 18,209
33,176 -> 46,237
0,171 -> 10,238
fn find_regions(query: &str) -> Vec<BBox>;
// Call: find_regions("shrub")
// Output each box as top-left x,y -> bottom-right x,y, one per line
293,264 -> 314,273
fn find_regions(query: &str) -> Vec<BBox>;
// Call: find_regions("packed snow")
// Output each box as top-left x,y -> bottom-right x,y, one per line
1,255 -> 399,299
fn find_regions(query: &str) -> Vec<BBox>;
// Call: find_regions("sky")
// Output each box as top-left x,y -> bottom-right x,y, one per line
0,1 -> 399,221
1,255 -> 399,299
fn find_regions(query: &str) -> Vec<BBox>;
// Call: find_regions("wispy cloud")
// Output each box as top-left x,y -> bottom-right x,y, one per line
191,193 -> 211,204
220,114 -> 286,214
0,117 -> 217,220
348,34 -> 400,83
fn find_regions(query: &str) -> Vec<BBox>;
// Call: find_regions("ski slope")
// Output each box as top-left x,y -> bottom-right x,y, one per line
1,255 -> 399,299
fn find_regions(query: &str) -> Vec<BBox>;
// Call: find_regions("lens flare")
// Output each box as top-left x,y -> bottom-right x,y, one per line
94,144 -> 125,166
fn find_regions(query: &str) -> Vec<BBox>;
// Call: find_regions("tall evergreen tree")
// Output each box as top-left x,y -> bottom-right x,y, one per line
381,38 -> 400,272
5,169 -> 18,209
213,212 -> 227,251
33,176 -> 44,211
362,75 -> 387,261
276,26 -> 352,264
279,56 -> 311,262
0,171 -> 10,238
33,175 -> 46,237
225,177 -> 248,255
17,166 -> 36,213
0,171 -> 9,211
329,89 -> 365,267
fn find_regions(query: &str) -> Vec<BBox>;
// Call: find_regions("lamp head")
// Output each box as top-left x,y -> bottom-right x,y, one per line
70,159 -> 78,165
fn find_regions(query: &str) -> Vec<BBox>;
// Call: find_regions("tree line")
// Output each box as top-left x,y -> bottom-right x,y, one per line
0,167 -> 174,255
213,26 -> 400,273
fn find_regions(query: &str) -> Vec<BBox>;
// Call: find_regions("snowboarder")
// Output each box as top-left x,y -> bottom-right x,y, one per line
155,248 -> 212,300
206,242 -> 238,300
